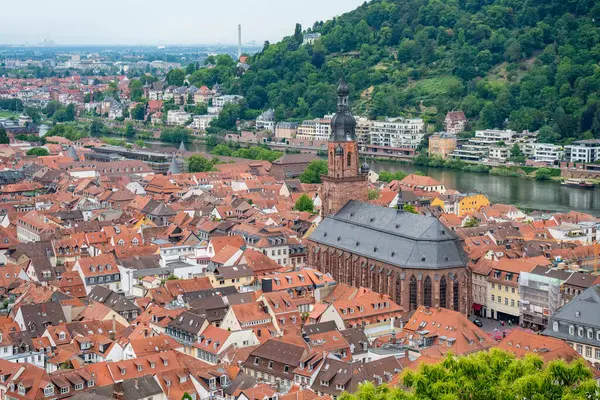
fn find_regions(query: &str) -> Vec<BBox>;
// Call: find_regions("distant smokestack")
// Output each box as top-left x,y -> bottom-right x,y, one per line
238,24 -> 242,61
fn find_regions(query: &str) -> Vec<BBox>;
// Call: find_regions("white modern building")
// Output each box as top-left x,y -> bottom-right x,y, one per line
525,143 -> 564,163
190,114 -> 217,130
564,140 -> 600,163
296,118 -> 332,141
212,95 -> 244,110
369,118 -> 425,149
167,110 -> 191,126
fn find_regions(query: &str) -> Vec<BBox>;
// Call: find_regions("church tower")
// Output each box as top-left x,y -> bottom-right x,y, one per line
321,79 -> 369,217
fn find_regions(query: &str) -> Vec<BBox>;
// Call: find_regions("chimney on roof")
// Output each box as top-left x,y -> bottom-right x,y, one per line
110,315 -> 116,341
134,378 -> 139,390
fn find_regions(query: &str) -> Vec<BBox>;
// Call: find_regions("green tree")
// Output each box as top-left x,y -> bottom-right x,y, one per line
402,204 -> 418,214
125,123 -> 136,138
535,167 -> 555,181
181,394 -> 193,400
188,155 -> 217,172
294,23 -> 303,44
340,349 -> 598,400
26,147 -> 50,156
464,218 -> 480,227
89,120 -> 105,137
508,144 -> 525,164
129,79 -> 144,101
166,68 -> 185,86
186,62 -> 197,75
378,171 -> 408,183
131,103 -> 147,121
368,189 -> 379,200
299,159 -> 328,183
0,128 -> 9,144
210,144 -> 233,156
294,194 -> 314,212
160,127 -> 191,143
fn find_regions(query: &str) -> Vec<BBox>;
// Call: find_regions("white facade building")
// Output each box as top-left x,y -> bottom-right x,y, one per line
190,114 -> 217,130
368,118 -> 425,149
564,140 -> 600,163
296,119 -> 332,141
166,110 -> 191,126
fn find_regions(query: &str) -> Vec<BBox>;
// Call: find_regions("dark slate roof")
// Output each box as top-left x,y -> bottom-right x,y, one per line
93,376 -> 163,400
340,328 -> 370,355
543,285 -> 600,346
224,372 -> 257,396
18,302 -> 67,338
309,201 -> 468,269
88,286 -> 140,314
302,321 -> 338,336
167,156 -> 181,175
168,311 -> 207,335
249,339 -> 305,365
181,286 -> 238,303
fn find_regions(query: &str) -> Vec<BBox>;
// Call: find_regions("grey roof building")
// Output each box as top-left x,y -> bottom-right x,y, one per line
543,285 -> 600,363
307,200 -> 471,314
309,201 -> 468,270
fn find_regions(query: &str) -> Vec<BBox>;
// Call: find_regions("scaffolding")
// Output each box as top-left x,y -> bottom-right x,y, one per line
519,272 -> 563,329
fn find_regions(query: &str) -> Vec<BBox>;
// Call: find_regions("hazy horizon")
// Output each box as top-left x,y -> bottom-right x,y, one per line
1,0 -> 365,46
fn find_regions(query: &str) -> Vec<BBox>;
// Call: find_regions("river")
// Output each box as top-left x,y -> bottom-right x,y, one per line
136,138 -> 600,215
369,160 -> 600,215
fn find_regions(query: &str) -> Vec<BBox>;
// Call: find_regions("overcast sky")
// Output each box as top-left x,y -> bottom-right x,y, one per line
1,0 -> 365,45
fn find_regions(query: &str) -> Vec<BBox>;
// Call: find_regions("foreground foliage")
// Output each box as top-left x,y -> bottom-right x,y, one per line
339,349 -> 598,400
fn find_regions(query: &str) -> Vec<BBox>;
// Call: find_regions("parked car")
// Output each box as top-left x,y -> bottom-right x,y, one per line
472,319 -> 483,327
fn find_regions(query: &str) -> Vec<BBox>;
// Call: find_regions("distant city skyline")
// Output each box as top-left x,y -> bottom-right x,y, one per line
1,0 -> 365,46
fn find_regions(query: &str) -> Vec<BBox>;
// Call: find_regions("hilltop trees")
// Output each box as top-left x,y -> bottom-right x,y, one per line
209,0 -> 600,143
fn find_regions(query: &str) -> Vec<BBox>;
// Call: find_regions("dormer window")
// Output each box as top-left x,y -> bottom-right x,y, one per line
165,379 -> 171,387
150,362 -> 156,368
268,360 -> 274,369
19,384 -> 26,395
58,332 -> 66,340
137,365 -> 143,372
552,322 -> 558,332
120,368 -> 126,375
44,384 -> 54,396
163,359 -> 168,366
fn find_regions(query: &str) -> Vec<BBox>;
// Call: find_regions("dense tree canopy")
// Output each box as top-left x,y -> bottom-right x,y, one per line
294,194 -> 314,212
299,159 -> 328,183
202,0 -> 600,143
187,155 -> 218,172
26,147 -> 50,156
0,128 -> 8,144
339,349 -> 599,400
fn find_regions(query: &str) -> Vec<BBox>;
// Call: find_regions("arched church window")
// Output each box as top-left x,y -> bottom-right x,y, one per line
409,276 -> 417,311
423,276 -> 432,307
439,276 -> 447,309
453,280 -> 460,311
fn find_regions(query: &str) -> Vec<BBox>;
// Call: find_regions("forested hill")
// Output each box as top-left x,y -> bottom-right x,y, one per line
223,0 -> 600,143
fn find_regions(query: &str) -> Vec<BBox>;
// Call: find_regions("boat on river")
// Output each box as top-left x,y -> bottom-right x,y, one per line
561,179 -> 596,189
